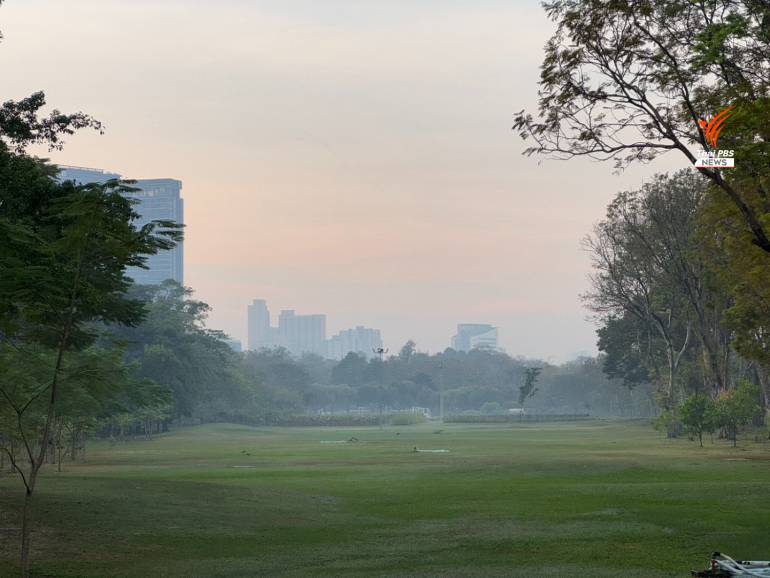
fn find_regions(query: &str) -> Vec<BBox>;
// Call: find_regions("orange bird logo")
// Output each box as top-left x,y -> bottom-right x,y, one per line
698,105 -> 734,149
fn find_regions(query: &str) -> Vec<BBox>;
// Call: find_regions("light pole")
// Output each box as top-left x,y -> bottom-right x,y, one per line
372,347 -> 388,361
438,359 -> 445,422
372,348 -> 388,427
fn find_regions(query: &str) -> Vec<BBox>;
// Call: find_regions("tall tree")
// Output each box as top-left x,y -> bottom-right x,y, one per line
514,0 -> 770,252
584,178 -> 695,407
0,93 -> 181,576
109,282 -> 238,418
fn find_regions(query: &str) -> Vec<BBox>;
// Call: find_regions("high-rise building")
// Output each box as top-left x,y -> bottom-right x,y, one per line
277,310 -> 326,356
57,166 -> 184,286
247,300 -> 326,356
326,326 -> 383,360
121,179 -> 184,286
451,324 -> 498,352
247,299 -> 273,350
56,166 -> 120,184
247,299 -> 382,359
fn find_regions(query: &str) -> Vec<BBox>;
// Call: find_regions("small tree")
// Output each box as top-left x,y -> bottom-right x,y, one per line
680,393 -> 716,447
518,367 -> 542,408
480,401 -> 504,415
714,381 -> 762,447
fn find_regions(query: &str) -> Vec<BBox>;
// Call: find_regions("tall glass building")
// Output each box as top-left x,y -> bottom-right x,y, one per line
57,166 -> 184,286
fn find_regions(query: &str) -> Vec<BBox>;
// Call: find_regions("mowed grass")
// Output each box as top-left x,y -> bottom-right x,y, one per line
1,421 -> 770,577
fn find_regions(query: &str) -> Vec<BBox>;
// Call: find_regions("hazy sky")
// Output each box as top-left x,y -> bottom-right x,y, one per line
1,0 -> 680,361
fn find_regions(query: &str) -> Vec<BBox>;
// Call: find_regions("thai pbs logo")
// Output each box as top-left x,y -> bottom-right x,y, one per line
694,105 -> 735,169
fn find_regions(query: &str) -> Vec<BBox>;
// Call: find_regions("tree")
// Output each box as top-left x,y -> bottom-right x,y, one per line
713,380 -> 762,446
513,0 -> 770,253
331,352 -> 369,387
680,393 -> 716,447
518,367 -> 542,408
584,178 -> 695,407
586,171 -> 745,405
109,282 -> 241,419
597,313 -> 658,388
480,401 -> 504,415
0,93 -> 180,575
698,187 -> 770,412
398,340 -> 416,362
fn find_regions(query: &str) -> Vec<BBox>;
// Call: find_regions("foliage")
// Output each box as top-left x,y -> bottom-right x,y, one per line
480,401 -> 505,415
514,0 -> 770,253
390,412 -> 427,426
107,282 -> 242,418
680,394 -> 717,446
266,414 -> 381,427
518,367 -> 542,407
713,380 -> 762,446
444,414 -> 590,423
0,81 -> 181,576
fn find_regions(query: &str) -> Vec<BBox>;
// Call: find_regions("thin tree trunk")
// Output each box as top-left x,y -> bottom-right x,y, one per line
20,474 -> 37,578
19,253 -> 82,577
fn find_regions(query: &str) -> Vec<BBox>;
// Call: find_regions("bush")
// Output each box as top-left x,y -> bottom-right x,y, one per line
268,414 -> 381,427
445,414 -> 590,424
480,402 -> 504,415
390,413 -> 428,426
713,381 -> 762,447
652,410 -> 683,438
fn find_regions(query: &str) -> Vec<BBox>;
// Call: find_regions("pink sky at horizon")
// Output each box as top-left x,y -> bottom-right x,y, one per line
1,0 -> 681,361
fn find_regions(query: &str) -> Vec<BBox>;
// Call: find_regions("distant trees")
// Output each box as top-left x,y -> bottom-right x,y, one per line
226,342 -> 653,419
518,368 -> 542,408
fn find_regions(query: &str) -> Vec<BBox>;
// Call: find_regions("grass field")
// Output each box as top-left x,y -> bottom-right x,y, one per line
1,421 -> 769,577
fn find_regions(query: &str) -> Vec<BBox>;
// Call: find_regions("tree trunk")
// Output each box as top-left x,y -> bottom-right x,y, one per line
20,471 -> 38,578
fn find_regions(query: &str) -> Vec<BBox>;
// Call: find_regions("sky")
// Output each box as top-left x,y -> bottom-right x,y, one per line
0,0 -> 681,361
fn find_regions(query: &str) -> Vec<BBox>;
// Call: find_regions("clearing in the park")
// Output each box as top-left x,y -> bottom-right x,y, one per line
0,421 -> 769,577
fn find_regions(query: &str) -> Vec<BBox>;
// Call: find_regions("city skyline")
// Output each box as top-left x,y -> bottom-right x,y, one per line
247,298 -> 383,359
2,0 -> 680,361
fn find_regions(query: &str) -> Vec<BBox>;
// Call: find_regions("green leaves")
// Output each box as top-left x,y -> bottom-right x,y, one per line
0,92 -> 102,153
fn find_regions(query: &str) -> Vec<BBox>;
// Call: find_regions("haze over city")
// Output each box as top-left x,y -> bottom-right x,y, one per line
2,0 -> 677,360
3,0 -> 769,576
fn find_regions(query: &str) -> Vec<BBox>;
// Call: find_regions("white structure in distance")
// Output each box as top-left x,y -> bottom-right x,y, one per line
248,299 -> 383,360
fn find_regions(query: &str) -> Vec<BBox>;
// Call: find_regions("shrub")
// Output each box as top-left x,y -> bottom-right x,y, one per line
480,402 -> 504,415
390,413 -> 428,426
713,381 -> 762,447
270,414 -> 380,427
652,410 -> 683,438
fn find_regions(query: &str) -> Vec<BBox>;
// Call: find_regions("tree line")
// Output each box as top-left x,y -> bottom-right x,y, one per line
514,0 -> 769,440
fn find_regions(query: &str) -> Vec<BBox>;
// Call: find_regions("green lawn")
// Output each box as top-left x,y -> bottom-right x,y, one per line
1,421 -> 769,577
